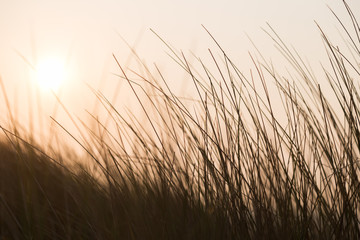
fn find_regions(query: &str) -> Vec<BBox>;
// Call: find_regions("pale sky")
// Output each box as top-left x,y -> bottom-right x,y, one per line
0,0 -> 359,145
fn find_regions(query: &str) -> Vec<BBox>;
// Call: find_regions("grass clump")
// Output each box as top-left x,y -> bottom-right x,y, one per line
0,1 -> 360,239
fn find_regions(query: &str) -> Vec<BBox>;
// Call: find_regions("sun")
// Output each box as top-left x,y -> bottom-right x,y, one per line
35,58 -> 66,91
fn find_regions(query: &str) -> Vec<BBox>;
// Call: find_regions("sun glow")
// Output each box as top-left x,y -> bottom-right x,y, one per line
35,58 -> 66,91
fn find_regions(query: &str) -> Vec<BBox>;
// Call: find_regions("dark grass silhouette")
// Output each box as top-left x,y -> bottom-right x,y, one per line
0,139 -> 227,239
0,1 -> 359,239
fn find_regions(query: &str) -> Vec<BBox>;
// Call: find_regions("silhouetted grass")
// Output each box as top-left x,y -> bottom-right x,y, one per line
0,1 -> 359,239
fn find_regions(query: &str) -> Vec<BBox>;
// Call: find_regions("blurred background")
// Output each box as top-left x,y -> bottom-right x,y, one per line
0,0 -> 359,151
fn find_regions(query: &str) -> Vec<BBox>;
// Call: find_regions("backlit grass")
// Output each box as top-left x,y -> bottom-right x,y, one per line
0,1 -> 359,239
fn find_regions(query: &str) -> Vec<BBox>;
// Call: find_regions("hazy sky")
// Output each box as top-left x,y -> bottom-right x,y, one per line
0,0 -> 359,143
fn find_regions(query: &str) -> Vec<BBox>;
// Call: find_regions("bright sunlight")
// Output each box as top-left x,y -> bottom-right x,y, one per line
35,58 -> 66,91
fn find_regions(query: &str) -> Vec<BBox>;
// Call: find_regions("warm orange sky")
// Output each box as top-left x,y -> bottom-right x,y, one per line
0,0 -> 359,145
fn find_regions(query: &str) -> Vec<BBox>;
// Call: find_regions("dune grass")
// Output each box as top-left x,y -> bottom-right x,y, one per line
0,1 -> 360,239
